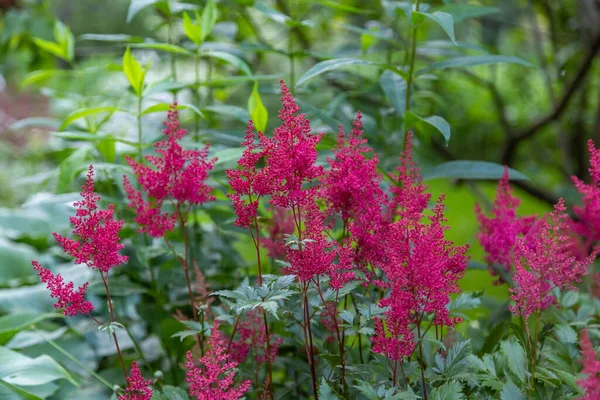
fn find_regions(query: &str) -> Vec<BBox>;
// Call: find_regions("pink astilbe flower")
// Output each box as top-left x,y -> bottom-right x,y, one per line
32,261 -> 93,316
53,165 -> 128,273
124,104 -> 216,237
373,137 -> 469,361
186,321 -> 251,400
261,206 -> 295,259
118,362 -> 153,400
572,140 -> 600,248
509,199 -> 599,319
230,309 -> 283,364
577,329 -> 600,399
475,167 -> 536,282
261,81 -> 324,209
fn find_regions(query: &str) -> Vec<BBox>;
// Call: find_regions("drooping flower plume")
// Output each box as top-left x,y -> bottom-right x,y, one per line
571,140 -> 600,249
118,361 -> 153,400
124,104 -> 216,237
54,165 -> 128,273
509,199 -> 599,319
475,167 -> 536,282
186,321 -> 251,400
32,261 -> 93,316
577,329 -> 600,399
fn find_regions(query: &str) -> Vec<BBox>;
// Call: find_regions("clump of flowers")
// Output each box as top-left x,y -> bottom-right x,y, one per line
475,167 -> 536,282
571,140 -> 600,250
118,362 -> 153,400
577,329 -> 600,399
186,321 -> 251,400
509,199 -> 599,320
124,104 -> 216,237
32,261 -> 93,316
230,309 -> 283,364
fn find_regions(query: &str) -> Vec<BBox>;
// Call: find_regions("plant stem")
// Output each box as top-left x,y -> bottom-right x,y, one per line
288,0 -> 295,92
100,272 -> 128,380
417,321 -> 428,400
404,0 -> 421,149
528,310 -> 541,399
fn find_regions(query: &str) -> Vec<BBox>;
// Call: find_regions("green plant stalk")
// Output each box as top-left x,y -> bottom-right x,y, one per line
289,0 -> 295,92
404,0 -> 421,150
100,271 -> 128,380
35,327 -> 113,389
528,310 -> 542,399
416,320 -> 428,400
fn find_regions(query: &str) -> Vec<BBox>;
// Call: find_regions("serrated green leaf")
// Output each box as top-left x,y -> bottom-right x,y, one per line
555,324 -> 577,344
248,83 -> 268,132
423,161 -> 529,181
319,377 -> 340,399
404,111 -> 451,143
417,55 -> 533,75
380,70 -> 407,116
429,381 -> 464,400
296,58 -> 383,86
500,381 -> 524,400
123,46 -> 145,97
500,339 -> 526,383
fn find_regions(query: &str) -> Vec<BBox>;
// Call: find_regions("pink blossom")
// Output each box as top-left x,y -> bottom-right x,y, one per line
53,165 -> 128,273
118,362 -> 153,400
577,329 -> 600,399
475,167 -> 536,282
509,199 -> 599,319
125,104 -> 216,237
230,309 -> 283,364
186,321 -> 251,400
32,261 -> 93,316
572,140 -> 600,247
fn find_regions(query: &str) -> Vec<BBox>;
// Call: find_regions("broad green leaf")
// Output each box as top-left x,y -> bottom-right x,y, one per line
0,239 -> 39,287
439,4 -> 499,23
56,146 -> 93,193
404,111 -> 451,143
142,102 -> 204,118
296,58 -> 382,86
0,379 -> 43,400
127,0 -> 160,23
203,105 -> 249,123
561,291 -> 579,308
248,83 -> 268,132
0,346 -> 78,386
429,381 -> 464,400
380,70 -> 407,116
417,55 -> 533,74
20,70 -> 68,87
129,42 -> 193,55
123,46 -> 145,97
500,340 -> 526,383
201,51 -> 252,76
318,377 -> 340,400
423,161 -> 529,181
0,313 -> 62,345
555,324 -> 577,344
32,39 -> 66,61
59,106 -> 122,131
183,12 -> 202,45
413,11 -> 456,45
200,0 -> 217,42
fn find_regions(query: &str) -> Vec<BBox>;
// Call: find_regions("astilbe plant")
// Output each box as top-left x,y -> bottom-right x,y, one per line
577,329 -> 600,400
572,139 -> 600,252
119,362 -> 153,400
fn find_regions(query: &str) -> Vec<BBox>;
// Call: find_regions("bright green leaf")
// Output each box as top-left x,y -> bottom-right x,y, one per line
414,11 -> 456,45
142,102 -> 204,118
404,111 -> 451,143
123,46 -> 145,97
248,83 -> 268,132
200,0 -> 217,42
183,12 -> 202,45
20,70 -> 68,88
129,42 -> 193,55
32,39 -> 66,61
59,106 -> 122,131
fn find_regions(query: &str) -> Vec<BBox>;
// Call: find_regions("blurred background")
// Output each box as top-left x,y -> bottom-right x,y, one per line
0,0 -> 599,397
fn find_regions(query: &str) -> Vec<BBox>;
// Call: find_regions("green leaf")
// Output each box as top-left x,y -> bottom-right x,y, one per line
380,70 -> 407,116
201,51 -> 252,76
500,381 -> 525,400
203,105 -> 249,124
417,55 -> 533,75
8,117 -> 60,131
123,46 -> 146,97
423,161 -> 529,181
248,83 -> 268,132
183,12 -> 202,45
296,58 -> 383,86
32,39 -> 66,61
200,0 -> 217,42
151,385 -> 190,400
59,106 -> 121,131
56,146 -> 93,193
439,4 -> 499,23
127,0 -> 160,23
319,377 -> 340,400
429,381 -> 464,400
0,239 -> 39,287
500,339 -> 526,383
20,70 -> 68,87
404,111 -> 451,143
0,379 -> 43,400
53,20 -> 74,62
554,324 -> 577,344
413,11 -> 456,45
129,42 -> 193,55
561,291 -> 579,308
0,313 -> 62,345
142,103 -> 204,118
0,346 -> 78,386
79,33 -> 144,43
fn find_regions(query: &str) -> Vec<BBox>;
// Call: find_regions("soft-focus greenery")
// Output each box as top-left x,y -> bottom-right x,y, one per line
0,0 -> 599,399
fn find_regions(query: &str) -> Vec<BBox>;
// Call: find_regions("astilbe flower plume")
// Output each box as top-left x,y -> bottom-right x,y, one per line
124,104 -> 216,237
509,199 -> 599,319
373,137 -> 469,360
571,140 -> 600,249
186,321 -> 251,400
230,309 -> 283,364
118,362 -> 153,400
54,165 -> 128,272
32,261 -> 93,316
475,167 -> 536,282
577,329 -> 600,399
